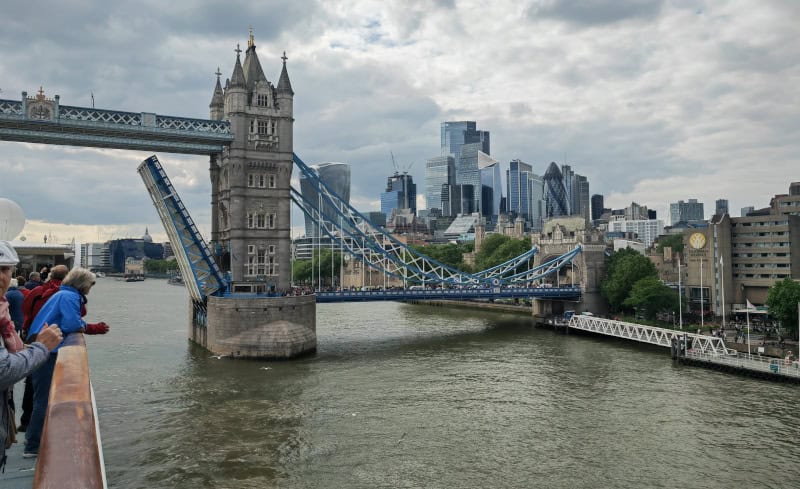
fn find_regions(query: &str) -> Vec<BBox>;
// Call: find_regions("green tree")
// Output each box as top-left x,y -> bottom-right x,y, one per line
292,259 -> 313,284
144,259 -> 179,274
601,248 -> 658,312
623,276 -> 680,320
656,233 -> 684,254
474,234 -> 531,271
766,278 -> 800,338
410,243 -> 471,270
293,249 -> 344,286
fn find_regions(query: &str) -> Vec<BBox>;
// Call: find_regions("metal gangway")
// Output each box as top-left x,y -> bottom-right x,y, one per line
567,315 -> 732,356
137,155 -> 226,302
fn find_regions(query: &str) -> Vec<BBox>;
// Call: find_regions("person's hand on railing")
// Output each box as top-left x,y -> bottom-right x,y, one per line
85,322 -> 110,335
36,324 -> 64,351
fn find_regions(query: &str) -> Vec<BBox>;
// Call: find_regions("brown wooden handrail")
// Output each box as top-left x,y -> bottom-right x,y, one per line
33,333 -> 104,489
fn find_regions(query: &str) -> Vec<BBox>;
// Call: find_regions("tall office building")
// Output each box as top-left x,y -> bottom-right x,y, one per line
529,173 -> 545,232
456,142 -> 482,212
299,162 -> 351,237
440,121 -> 490,160
441,184 -> 474,217
544,162 -> 569,218
591,194 -> 604,221
479,152 -> 502,220
670,199 -> 704,225
507,159 -> 533,220
425,155 -> 455,212
574,174 -> 590,222
715,199 -> 729,216
380,172 -> 417,220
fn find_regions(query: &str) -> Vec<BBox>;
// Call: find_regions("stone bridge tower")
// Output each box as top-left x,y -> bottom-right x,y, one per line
209,31 -> 294,291
531,217 -> 608,317
198,32 -> 315,359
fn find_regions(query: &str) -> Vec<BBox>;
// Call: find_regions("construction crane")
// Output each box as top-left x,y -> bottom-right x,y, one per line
390,151 -> 414,175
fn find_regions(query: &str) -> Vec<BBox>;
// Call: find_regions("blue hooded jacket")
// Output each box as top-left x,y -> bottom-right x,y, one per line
27,285 -> 86,351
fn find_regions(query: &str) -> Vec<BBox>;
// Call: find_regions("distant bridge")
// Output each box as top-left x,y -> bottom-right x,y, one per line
315,286 -> 582,303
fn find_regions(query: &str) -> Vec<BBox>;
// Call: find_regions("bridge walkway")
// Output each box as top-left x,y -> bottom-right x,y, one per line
566,315 -> 800,382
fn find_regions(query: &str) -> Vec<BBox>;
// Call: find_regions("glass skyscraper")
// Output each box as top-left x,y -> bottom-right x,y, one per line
544,162 -> 569,218
380,173 -> 417,220
299,162 -> 351,237
507,159 -> 533,220
440,121 -> 490,159
670,199 -> 704,225
425,155 -> 455,212
479,152 -> 502,220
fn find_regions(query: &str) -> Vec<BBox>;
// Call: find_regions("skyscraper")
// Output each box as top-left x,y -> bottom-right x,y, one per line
380,172 -> 417,220
299,162 -> 351,237
456,142 -> 482,212
440,121 -> 490,159
670,199 -> 704,225
529,173 -> 545,232
479,152 -> 502,220
507,159 -> 533,220
425,156 -> 455,212
591,194 -> 604,221
544,162 -> 569,218
715,199 -> 729,216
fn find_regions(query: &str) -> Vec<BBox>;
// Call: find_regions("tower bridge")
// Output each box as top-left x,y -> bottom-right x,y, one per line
1,31 -> 587,359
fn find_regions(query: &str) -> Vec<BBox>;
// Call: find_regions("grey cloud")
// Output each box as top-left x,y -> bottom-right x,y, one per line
529,0 -> 665,26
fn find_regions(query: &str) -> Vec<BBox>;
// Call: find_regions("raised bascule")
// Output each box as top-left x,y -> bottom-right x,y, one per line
0,30 -> 587,359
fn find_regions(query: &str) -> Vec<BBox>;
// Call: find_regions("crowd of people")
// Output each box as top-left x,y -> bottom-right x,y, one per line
0,240 -> 109,471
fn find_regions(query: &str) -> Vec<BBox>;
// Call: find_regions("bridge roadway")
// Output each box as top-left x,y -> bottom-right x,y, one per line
314,286 -> 582,303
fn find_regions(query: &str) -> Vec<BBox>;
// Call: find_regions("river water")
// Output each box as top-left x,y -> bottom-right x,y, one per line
84,279 -> 799,489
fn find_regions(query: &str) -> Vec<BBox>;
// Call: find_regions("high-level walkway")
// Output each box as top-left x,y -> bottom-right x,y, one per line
315,286 -> 581,303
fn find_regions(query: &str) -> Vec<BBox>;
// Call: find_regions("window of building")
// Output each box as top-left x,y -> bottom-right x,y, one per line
259,174 -> 266,188
248,174 -> 255,187
247,213 -> 254,228
257,93 -> 269,107
258,120 -> 269,135
257,214 -> 266,228
249,120 -> 255,133
248,245 -> 256,254
269,214 -> 276,229
269,245 -> 276,254
270,121 -> 277,135
269,175 -> 276,188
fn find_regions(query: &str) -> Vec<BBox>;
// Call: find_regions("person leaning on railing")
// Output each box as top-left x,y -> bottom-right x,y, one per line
0,241 -> 63,472
23,267 -> 109,459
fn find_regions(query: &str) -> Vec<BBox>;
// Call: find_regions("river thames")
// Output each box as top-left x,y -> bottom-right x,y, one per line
82,279 -> 799,489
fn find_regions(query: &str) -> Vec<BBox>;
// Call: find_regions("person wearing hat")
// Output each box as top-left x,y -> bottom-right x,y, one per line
0,240 -> 64,471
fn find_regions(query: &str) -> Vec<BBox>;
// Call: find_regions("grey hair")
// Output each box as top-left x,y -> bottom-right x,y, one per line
63,267 -> 96,294
28,271 -> 41,281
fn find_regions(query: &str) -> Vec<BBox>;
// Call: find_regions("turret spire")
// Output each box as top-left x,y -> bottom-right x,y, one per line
230,44 -> 246,88
277,51 -> 294,95
209,67 -> 224,111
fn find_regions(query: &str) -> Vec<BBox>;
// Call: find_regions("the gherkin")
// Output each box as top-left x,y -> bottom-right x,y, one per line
544,162 -> 569,218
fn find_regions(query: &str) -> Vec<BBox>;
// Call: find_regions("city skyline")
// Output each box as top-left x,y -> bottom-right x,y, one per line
0,1 -> 797,243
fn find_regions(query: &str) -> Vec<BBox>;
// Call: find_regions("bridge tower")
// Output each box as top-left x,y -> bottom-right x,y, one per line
531,217 -> 608,317
200,31 -> 315,358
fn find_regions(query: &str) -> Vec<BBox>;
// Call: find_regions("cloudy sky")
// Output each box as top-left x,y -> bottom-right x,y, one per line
0,0 -> 798,244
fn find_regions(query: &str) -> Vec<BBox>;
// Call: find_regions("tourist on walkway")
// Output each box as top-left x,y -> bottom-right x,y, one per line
5,278 -> 24,334
18,264 -> 70,432
24,267 -> 109,458
0,241 -> 63,471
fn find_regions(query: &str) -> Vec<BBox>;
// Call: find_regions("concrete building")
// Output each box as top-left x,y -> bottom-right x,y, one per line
607,219 -> 665,248
80,242 -> 110,271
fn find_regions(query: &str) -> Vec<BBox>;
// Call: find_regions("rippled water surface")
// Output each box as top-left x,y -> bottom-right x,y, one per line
86,279 -> 800,488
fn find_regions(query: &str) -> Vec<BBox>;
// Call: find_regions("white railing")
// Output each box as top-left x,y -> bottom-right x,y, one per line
685,350 -> 800,379
568,315 -> 732,356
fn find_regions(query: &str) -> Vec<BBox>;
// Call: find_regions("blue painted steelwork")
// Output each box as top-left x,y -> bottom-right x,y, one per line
137,155 -> 226,302
292,152 -> 582,287
0,98 -> 232,155
315,286 -> 581,303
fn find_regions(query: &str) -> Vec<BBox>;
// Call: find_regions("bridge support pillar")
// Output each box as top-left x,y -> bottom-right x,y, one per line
194,295 -> 317,358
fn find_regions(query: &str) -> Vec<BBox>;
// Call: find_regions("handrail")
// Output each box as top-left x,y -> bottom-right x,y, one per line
34,333 -> 105,489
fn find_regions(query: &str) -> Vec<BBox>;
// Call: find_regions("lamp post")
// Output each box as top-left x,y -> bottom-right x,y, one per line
700,258 -> 704,331
678,257 -> 683,330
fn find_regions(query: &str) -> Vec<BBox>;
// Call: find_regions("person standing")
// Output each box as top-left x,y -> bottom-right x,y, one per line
5,278 -> 24,334
24,268 -> 109,458
24,272 -> 41,291
0,241 -> 64,471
